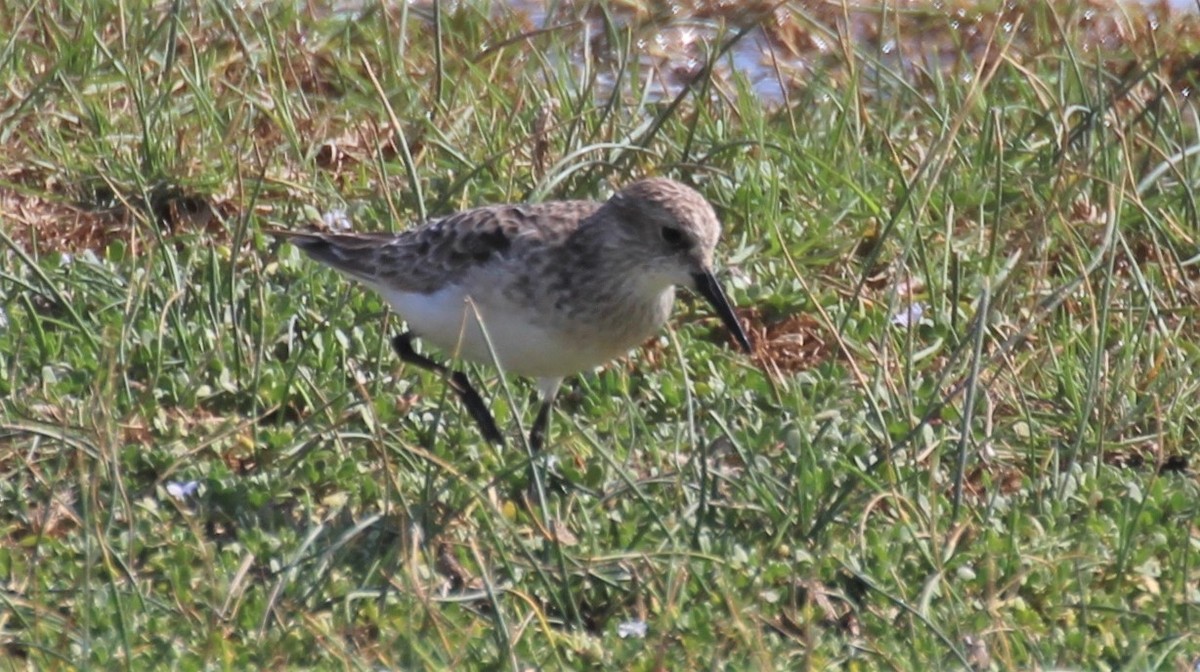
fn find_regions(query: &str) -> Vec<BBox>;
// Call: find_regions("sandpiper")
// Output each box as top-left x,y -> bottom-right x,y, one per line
273,178 -> 751,449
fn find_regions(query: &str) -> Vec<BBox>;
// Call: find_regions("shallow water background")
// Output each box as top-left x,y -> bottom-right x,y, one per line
414,0 -> 1200,106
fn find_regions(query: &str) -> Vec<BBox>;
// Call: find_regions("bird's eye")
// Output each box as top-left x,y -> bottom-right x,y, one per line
660,227 -> 684,246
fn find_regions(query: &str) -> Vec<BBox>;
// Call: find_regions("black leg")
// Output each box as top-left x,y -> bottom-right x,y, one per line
527,378 -> 563,453
524,395 -> 571,500
528,399 -> 553,452
391,333 -> 505,446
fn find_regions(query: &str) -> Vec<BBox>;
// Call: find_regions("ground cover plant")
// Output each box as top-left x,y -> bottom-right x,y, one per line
2,0 -> 1199,669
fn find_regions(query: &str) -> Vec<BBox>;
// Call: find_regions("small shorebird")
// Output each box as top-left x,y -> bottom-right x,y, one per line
273,178 -> 751,450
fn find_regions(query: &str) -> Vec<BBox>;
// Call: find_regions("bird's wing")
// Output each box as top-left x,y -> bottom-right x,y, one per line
270,201 -> 600,294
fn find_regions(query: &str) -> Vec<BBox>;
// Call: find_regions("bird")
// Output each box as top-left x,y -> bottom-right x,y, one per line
272,177 -> 751,450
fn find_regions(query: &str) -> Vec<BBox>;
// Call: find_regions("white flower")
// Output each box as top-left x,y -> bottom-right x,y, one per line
166,481 -> 199,500
322,209 -> 352,231
617,619 -> 647,639
890,302 -> 926,327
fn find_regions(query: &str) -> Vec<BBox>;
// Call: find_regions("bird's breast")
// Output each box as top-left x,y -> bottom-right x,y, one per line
378,282 -> 674,378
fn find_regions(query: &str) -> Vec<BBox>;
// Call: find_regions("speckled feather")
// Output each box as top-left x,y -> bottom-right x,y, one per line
275,200 -> 599,295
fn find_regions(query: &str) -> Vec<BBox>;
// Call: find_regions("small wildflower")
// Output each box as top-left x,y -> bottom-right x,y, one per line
617,619 -> 647,639
963,635 -> 990,671
322,208 -> 352,231
166,481 -> 199,501
890,302 -> 926,327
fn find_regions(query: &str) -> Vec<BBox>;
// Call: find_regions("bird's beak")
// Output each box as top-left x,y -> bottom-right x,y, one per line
692,271 -> 752,353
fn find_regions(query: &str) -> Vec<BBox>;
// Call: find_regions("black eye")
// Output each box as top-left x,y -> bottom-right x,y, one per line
660,227 -> 684,246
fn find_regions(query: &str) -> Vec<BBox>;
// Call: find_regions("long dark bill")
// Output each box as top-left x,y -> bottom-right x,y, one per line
692,271 -> 752,353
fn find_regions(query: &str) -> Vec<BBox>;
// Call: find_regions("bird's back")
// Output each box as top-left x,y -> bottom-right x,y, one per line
274,200 -> 600,295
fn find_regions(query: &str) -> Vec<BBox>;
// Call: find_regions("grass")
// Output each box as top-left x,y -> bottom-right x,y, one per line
2,0 -> 1199,669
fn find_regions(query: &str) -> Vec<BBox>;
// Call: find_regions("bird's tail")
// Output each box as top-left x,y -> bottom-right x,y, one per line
269,230 -> 399,282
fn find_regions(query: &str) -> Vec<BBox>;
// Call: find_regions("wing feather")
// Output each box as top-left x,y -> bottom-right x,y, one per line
270,200 -> 599,294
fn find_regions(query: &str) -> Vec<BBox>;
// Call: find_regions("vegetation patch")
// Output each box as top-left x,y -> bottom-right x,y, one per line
1,1 -> 1198,669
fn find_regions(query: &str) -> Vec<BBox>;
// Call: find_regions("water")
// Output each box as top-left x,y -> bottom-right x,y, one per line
479,0 -> 1200,106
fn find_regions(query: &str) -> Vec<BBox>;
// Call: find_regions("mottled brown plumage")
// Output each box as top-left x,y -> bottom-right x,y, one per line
279,201 -> 597,294
272,178 -> 749,449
